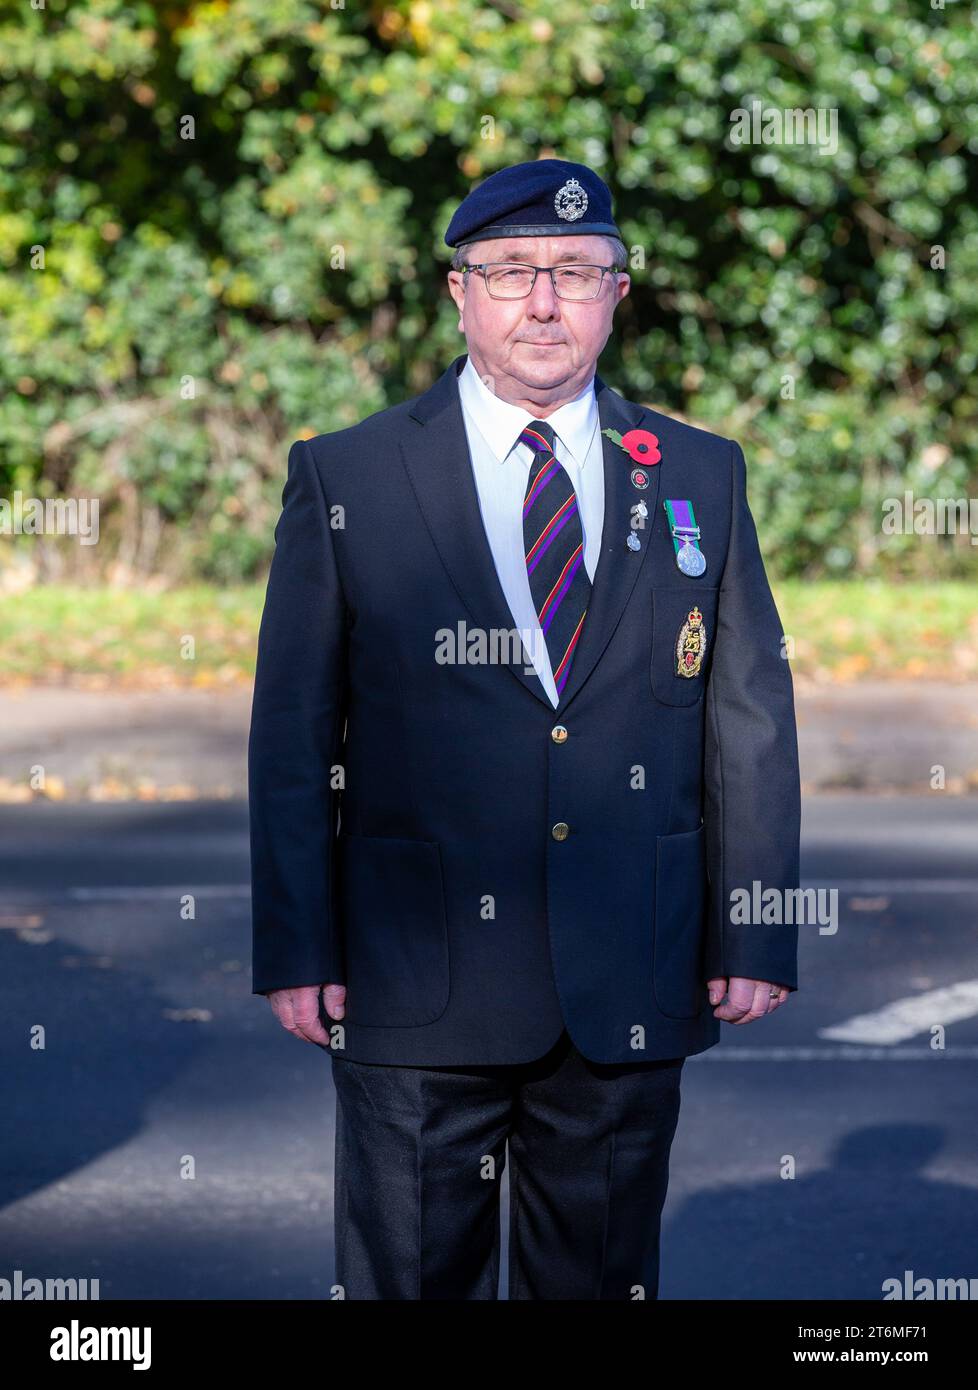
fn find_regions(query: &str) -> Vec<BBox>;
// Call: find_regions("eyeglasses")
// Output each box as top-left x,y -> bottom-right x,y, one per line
461,261 -> 622,301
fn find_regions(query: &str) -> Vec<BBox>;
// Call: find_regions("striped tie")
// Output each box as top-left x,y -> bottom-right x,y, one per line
520,419 -> 591,701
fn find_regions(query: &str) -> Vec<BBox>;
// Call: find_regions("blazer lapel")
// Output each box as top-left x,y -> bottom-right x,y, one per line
400,353 -> 555,708
399,354 -> 660,712
554,374 -> 659,711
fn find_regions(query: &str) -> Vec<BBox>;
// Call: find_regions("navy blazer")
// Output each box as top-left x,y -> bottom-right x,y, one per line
248,353 -> 801,1064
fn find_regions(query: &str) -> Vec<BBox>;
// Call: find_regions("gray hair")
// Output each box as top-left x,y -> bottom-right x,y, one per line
451,235 -> 627,275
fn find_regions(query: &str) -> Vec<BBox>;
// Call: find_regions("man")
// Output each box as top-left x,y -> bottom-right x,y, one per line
248,158 -> 801,1300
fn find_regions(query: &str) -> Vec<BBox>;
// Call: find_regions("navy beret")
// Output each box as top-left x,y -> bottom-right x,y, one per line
444,158 -> 621,250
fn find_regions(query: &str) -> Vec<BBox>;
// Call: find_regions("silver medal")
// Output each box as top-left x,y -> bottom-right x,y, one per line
626,532 -> 641,552
676,539 -> 706,576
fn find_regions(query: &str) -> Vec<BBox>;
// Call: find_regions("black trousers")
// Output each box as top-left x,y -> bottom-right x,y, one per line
330,1028 -> 685,1300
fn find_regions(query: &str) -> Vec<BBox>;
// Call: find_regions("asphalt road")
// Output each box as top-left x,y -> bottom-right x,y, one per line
1,796 -> 976,1300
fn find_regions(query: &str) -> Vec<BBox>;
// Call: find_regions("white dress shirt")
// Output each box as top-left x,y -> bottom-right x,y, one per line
456,355 -> 605,707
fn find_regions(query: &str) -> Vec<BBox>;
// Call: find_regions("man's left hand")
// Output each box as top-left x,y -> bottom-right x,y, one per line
707,976 -> 789,1024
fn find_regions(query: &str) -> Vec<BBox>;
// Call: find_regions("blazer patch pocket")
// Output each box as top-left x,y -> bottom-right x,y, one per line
336,832 -> 450,1028
653,824 -> 709,1019
650,587 -> 719,705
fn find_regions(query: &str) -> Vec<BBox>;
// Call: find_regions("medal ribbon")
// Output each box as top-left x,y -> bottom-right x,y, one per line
663,498 -> 703,558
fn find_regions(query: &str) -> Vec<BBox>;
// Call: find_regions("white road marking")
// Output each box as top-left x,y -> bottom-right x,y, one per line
818,980 -> 978,1044
806,879 -> 978,893
693,1046 -> 978,1060
68,885 -> 250,901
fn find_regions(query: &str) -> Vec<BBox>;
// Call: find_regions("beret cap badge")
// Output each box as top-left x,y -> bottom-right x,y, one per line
554,177 -> 588,222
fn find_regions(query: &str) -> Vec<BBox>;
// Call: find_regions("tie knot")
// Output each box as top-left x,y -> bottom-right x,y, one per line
520,419 -> 556,457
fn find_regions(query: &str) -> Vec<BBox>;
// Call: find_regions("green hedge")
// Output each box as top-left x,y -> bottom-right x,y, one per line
2,0 -> 976,581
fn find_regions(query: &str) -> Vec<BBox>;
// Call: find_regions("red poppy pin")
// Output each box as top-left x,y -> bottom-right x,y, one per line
602,427 -> 661,468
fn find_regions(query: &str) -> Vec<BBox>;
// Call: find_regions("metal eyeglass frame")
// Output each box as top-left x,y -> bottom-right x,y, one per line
459,261 -> 623,300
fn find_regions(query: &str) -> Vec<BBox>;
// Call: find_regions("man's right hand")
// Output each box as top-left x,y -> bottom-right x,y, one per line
267,983 -> 347,1046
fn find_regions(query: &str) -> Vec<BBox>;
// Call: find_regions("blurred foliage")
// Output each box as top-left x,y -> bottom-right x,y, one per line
1,0 -> 976,581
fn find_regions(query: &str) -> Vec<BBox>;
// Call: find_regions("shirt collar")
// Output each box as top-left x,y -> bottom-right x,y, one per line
458,355 -> 599,468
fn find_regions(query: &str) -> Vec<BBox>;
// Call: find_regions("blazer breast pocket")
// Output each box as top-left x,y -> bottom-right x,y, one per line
650,586 -> 719,706
336,832 -> 450,1028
